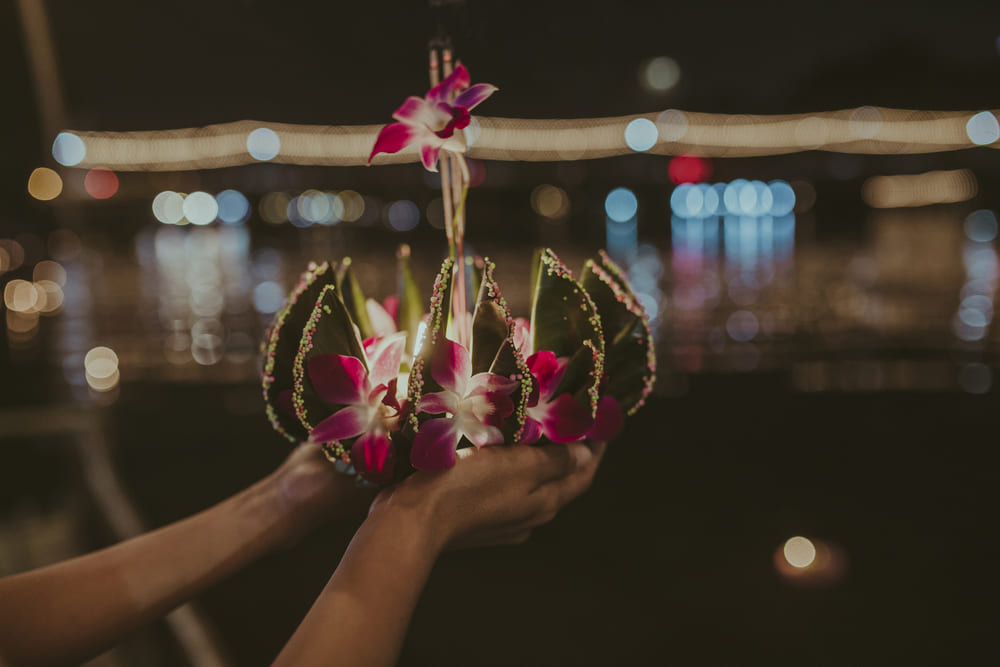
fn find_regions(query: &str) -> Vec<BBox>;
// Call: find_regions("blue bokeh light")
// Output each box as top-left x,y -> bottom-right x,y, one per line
624,118 -> 658,152
605,188 -> 638,222
216,189 -> 250,225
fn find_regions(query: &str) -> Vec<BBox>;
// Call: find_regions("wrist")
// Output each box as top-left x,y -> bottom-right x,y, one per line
368,486 -> 449,560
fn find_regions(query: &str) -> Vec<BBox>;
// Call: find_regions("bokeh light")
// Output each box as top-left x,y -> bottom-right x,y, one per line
640,56 -> 681,93
726,310 -> 759,342
85,346 -> 120,392
338,190 -> 365,222
605,188 -> 638,223
624,118 -> 658,152
848,106 -> 883,139
0,239 -> 25,274
260,192 -> 291,224
958,363 -> 992,394
247,127 -> 281,160
965,210 -> 998,243
668,155 -> 711,185
216,189 -> 251,224
152,191 -> 186,224
27,167 -> 63,201
966,112 -> 1000,145
52,132 -> 86,166
33,260 -> 67,286
387,200 -> 420,231
183,191 -> 219,225
84,168 -> 119,199
531,184 -> 570,219
253,281 -> 286,314
656,109 -> 688,142
783,536 -> 817,568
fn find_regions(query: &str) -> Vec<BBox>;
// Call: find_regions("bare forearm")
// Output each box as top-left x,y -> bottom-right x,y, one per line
273,501 -> 442,667
0,476 -> 288,666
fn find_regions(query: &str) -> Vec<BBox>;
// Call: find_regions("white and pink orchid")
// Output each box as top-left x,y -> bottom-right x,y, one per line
307,332 -> 407,483
410,339 -> 517,470
368,64 -> 497,172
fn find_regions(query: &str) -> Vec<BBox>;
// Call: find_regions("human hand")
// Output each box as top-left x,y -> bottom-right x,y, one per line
371,439 -> 607,553
264,441 -> 377,546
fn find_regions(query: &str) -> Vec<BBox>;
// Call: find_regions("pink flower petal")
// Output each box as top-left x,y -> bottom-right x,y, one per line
367,331 -> 407,388
458,416 -> 505,448
519,416 -> 543,445
541,394 -> 594,443
381,378 -> 400,412
381,295 -> 400,324
351,431 -> 395,485
588,395 -> 624,442
276,389 -> 296,418
392,96 -> 446,130
465,380 -> 516,427
308,353 -> 368,405
417,390 -> 459,416
454,83 -> 498,111
427,63 -> 470,103
431,338 -> 471,396
512,317 -> 530,353
366,298 -> 397,337
467,371 -> 518,394
368,122 -> 420,163
526,351 -> 566,403
310,404 -> 370,442
420,143 -> 442,172
411,417 -> 462,470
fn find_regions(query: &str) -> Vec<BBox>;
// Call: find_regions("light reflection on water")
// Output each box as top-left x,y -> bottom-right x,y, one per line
28,196 -> 998,395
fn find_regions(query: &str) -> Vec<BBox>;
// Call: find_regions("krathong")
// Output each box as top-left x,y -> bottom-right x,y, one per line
261,62 -> 656,484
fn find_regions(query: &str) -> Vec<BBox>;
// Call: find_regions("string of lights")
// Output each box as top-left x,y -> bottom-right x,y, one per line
53,107 -> 1000,172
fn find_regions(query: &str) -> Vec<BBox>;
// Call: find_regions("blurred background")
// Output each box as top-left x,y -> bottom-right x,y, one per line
2,0 -> 999,664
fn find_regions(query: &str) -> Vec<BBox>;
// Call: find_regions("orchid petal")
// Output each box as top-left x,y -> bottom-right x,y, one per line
381,378 -> 400,412
519,417 -> 543,445
366,298 -> 397,338
454,83 -> 498,111
393,96 -> 450,132
308,353 -> 368,405
467,371 -> 518,395
381,295 -> 400,324
368,122 -> 421,164
540,394 -> 594,443
420,143 -> 442,171
431,338 -> 471,396
465,382 -> 516,427
526,351 -> 566,403
512,317 -> 530,353
276,389 -> 296,418
589,395 -> 624,442
458,415 -> 505,448
310,404 -> 370,442
411,418 -> 461,470
366,331 -> 407,388
427,63 -> 470,103
417,390 -> 459,416
351,431 -> 395,484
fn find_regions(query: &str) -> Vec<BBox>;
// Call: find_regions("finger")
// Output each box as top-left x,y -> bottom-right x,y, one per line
547,440 -> 608,507
531,441 -> 593,486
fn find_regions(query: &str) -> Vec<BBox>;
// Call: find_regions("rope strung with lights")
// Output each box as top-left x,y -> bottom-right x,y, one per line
52,107 -> 1000,172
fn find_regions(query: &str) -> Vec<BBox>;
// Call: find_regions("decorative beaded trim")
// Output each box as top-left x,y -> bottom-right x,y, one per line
405,257 -> 454,434
261,262 -> 330,443
538,249 -> 605,415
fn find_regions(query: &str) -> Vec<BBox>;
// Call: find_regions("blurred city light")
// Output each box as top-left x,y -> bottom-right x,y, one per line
862,169 -> 977,208
965,210 -> 998,242
783,536 -> 816,568
531,184 -> 570,220
152,191 -> 186,224
387,200 -> 420,231
605,187 -> 638,223
966,112 -> 1000,145
84,168 -> 118,199
668,155 -> 711,184
848,106 -> 883,138
84,346 -> 120,392
247,127 -> 281,160
655,109 -> 688,142
216,189 -> 251,225
639,56 -> 681,93
182,191 -> 218,225
27,167 -> 63,201
624,118 -> 658,152
52,131 -> 86,166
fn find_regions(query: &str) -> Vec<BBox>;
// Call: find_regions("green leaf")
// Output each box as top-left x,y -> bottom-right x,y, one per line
261,262 -> 336,443
336,258 -> 374,341
580,251 -> 657,415
529,249 -> 605,413
292,282 -> 368,433
395,244 -> 424,357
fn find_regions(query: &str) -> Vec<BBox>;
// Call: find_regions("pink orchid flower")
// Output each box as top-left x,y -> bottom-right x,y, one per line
368,64 -> 498,172
366,296 -> 399,338
520,351 -> 595,444
411,338 -> 517,470
307,332 -> 407,483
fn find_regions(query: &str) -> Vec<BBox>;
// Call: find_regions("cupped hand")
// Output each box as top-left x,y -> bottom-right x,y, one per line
371,439 -> 607,552
266,441 -> 378,546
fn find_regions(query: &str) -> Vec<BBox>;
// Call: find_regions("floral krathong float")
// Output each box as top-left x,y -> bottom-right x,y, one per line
261,63 -> 656,484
